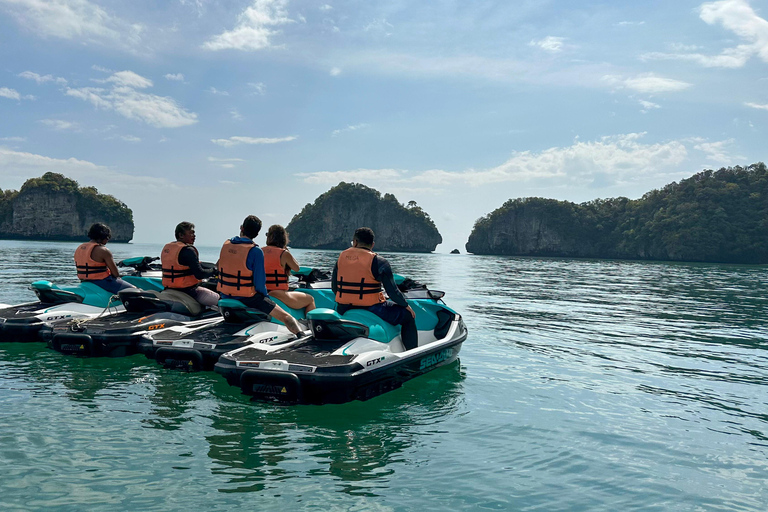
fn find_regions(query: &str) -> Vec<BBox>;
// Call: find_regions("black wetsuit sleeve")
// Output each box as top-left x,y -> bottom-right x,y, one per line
372,255 -> 408,307
178,246 -> 215,280
331,262 -> 338,294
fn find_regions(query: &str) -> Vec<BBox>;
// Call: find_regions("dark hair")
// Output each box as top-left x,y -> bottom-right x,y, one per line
242,215 -> 262,239
353,227 -> 375,246
88,222 -> 111,241
266,224 -> 288,248
175,221 -> 194,241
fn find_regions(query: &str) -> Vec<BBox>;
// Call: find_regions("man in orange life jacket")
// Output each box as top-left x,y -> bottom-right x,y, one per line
217,215 -> 303,335
332,227 -> 418,350
161,221 -> 219,307
74,222 -> 136,294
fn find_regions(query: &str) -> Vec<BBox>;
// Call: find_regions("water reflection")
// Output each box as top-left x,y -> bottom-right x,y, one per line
205,361 -> 465,495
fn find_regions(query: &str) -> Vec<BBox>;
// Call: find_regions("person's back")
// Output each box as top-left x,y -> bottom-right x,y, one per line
217,215 -> 303,335
332,227 -> 417,350
161,221 -> 219,307
74,223 -> 135,294
263,225 -> 315,314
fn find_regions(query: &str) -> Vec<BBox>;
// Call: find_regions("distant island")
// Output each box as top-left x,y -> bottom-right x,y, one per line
0,172 -> 134,242
466,163 -> 768,264
286,182 -> 442,252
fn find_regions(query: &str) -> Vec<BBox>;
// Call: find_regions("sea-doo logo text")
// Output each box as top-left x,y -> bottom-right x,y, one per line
147,323 -> 165,331
419,348 -> 453,370
258,335 -> 278,344
366,356 -> 385,367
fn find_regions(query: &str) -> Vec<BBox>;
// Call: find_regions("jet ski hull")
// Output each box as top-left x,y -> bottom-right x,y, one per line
215,333 -> 465,405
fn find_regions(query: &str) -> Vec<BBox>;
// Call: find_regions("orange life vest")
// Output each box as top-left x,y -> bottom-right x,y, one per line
334,247 -> 386,306
74,241 -> 111,281
217,239 -> 256,297
263,246 -> 289,292
161,241 -> 201,289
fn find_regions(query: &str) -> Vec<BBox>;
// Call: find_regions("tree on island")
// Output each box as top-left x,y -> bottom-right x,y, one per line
466,163 -> 768,264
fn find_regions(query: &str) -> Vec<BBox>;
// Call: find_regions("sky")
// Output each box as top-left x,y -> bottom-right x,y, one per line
1,0 -> 767,252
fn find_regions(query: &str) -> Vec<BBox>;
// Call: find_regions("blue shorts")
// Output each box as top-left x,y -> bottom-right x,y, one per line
90,276 -> 136,294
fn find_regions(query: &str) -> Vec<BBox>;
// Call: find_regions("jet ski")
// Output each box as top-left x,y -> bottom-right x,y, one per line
213,277 -> 467,405
47,280 -> 223,358
137,267 -> 331,372
0,256 -> 163,343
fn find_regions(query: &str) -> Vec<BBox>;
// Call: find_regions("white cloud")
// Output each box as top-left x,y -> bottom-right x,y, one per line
693,138 -> 741,163
330,67 -> 342,76
209,87 -> 230,96
745,101 -> 768,110
602,73 -> 692,93
640,0 -> 768,68
363,18 -> 393,35
0,87 -> 22,100
0,136 -> 26,142
120,135 -> 141,143
66,71 -> 197,128
208,157 -> 245,162
0,0 -> 143,49
230,109 -> 244,120
529,36 -> 565,53
331,123 -> 369,137
211,136 -> 297,147
0,147 -> 172,190
320,4 -> 332,11
165,73 -> 185,81
639,99 -> 661,113
18,71 -> 67,85
202,0 -> 292,51
616,21 -> 645,26
249,82 -> 266,94
298,133 -> 689,190
40,119 -> 78,130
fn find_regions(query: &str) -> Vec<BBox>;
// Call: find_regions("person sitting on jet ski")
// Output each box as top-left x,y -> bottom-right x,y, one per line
217,215 -> 303,335
332,227 -> 418,350
74,222 -> 136,294
263,224 -> 316,315
161,221 -> 220,307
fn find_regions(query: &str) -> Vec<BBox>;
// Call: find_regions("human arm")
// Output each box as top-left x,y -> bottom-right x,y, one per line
247,246 -> 269,296
331,262 -> 338,294
92,245 -> 120,278
178,246 -> 215,280
372,256 -> 414,317
281,250 -> 300,273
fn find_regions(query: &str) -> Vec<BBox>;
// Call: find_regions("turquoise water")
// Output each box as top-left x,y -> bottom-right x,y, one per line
1,240 -> 767,511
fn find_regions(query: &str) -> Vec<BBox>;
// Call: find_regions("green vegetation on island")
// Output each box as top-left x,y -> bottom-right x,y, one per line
287,182 -> 442,252
466,163 -> 768,264
0,172 -> 134,242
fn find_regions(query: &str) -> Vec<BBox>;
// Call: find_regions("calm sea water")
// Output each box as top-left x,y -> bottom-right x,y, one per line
1,240 -> 767,511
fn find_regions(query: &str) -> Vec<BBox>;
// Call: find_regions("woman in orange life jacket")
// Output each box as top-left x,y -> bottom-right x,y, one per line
217,215 -> 303,335
161,221 -> 219,307
332,227 -> 418,350
74,222 -> 136,294
262,225 -> 316,314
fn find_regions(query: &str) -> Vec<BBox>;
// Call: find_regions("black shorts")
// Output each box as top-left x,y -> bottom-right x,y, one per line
225,292 -> 276,314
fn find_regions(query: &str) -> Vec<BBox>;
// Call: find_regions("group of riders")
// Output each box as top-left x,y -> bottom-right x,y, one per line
74,216 -> 418,350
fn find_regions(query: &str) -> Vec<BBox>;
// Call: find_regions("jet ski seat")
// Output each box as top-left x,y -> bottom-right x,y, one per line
306,308 -> 401,343
218,298 -> 271,324
157,289 -> 204,316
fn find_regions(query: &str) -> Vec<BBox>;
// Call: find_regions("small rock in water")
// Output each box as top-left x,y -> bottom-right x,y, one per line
450,249 -> 460,254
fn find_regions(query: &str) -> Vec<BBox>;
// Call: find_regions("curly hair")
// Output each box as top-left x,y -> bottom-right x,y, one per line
88,222 -> 111,242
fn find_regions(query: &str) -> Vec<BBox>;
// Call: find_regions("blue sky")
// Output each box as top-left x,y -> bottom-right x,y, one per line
1,0 -> 766,252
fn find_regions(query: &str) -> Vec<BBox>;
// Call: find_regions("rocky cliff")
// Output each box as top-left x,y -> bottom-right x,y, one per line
0,173 -> 134,242
286,182 -> 442,252
466,163 -> 768,264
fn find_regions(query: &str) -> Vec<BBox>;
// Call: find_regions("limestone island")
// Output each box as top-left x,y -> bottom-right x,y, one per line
466,163 -> 768,264
0,172 -> 134,242
286,182 -> 442,252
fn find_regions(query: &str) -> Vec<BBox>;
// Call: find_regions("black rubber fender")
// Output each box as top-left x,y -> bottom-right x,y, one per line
51,333 -> 94,356
155,346 -> 204,372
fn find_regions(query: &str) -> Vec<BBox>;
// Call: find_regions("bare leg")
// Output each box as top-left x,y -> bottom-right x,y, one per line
270,305 -> 302,334
269,290 -> 316,313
